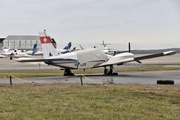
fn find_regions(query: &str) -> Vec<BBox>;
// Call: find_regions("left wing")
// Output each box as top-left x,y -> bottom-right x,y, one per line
134,51 -> 176,61
100,51 -> 176,66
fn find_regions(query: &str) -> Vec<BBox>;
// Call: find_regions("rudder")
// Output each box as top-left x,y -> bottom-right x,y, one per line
32,43 -> 37,54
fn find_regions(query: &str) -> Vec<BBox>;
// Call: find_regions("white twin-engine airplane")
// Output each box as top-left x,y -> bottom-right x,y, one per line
16,30 -> 176,76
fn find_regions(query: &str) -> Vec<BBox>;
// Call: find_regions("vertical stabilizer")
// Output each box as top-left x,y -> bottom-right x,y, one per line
63,42 -> 72,50
32,43 -> 37,54
39,30 -> 59,58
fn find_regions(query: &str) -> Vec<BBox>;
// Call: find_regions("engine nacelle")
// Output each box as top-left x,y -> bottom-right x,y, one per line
105,52 -> 134,65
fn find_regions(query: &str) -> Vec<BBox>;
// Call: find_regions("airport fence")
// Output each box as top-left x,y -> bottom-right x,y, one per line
0,74 -> 109,86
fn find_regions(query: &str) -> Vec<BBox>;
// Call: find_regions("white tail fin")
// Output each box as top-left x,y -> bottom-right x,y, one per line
39,30 -> 59,58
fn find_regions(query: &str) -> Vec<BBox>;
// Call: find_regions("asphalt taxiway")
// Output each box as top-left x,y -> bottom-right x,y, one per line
1,70 -> 180,85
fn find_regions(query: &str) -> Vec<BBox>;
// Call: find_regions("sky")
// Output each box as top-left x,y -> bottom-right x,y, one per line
0,0 -> 180,50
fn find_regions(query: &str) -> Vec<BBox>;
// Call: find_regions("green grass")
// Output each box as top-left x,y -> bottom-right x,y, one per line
0,84 -> 179,119
0,67 -> 180,119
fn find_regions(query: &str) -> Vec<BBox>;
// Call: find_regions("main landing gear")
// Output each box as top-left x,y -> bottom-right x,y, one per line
64,68 -> 74,76
104,65 -> 118,75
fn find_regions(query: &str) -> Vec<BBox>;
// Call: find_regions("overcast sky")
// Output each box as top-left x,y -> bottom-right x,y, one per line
0,0 -> 180,50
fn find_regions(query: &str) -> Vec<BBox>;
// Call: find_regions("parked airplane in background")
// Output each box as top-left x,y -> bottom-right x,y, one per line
34,41 -> 77,55
26,43 -> 43,55
26,42 -> 76,56
2,49 -> 31,60
100,40 -> 123,55
98,40 -> 111,54
0,46 -> 12,59
100,41 -> 136,56
0,40 -> 31,60
0,54 -> 6,58
57,42 -> 76,54
16,30 -> 176,76
0,47 -> 8,58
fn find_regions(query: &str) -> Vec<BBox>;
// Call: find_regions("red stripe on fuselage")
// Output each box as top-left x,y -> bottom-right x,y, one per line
40,36 -> 52,44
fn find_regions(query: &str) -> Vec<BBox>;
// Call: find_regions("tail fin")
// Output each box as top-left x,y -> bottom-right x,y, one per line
39,30 -> 59,58
32,43 -> 37,54
63,42 -> 72,50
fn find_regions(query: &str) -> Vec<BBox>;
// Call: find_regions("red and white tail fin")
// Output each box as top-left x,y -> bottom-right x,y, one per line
39,30 -> 59,58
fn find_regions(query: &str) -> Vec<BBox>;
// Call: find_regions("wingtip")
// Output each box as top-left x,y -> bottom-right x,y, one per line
163,51 -> 176,56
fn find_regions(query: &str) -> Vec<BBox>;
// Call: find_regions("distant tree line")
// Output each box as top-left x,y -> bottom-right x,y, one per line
131,48 -> 180,54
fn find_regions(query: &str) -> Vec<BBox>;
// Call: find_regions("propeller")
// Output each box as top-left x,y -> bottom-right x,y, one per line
128,42 -> 141,64
136,60 -> 141,64
79,44 -> 84,50
128,42 -> 131,53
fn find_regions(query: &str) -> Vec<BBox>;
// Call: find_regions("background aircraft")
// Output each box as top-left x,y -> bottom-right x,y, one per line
0,47 -> 8,58
16,30 -> 176,75
57,42 -> 76,54
0,54 -> 6,58
26,43 -> 43,55
26,42 -> 76,56
2,49 -> 31,60
100,40 -> 112,54
0,40 -> 31,60
98,40 -> 126,55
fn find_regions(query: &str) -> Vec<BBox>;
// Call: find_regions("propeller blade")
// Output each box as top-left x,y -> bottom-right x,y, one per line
136,60 -> 141,64
79,44 -> 84,50
128,42 -> 131,53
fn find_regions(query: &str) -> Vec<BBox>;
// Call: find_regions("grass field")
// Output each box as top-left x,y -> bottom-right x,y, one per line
0,84 -> 179,119
0,67 -> 180,119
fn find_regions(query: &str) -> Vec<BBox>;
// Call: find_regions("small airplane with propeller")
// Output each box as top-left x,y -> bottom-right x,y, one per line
16,30 -> 176,76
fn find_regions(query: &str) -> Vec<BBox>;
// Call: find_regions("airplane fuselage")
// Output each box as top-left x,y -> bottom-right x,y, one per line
46,59 -> 106,69
44,52 -> 105,69
43,52 -> 134,69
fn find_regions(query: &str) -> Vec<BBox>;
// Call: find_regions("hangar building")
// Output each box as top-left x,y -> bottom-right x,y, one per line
1,35 -> 57,51
0,38 -> 5,53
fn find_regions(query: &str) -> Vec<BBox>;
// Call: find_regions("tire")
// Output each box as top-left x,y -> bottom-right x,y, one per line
164,80 -> 174,85
157,80 -> 174,85
157,80 -> 164,84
